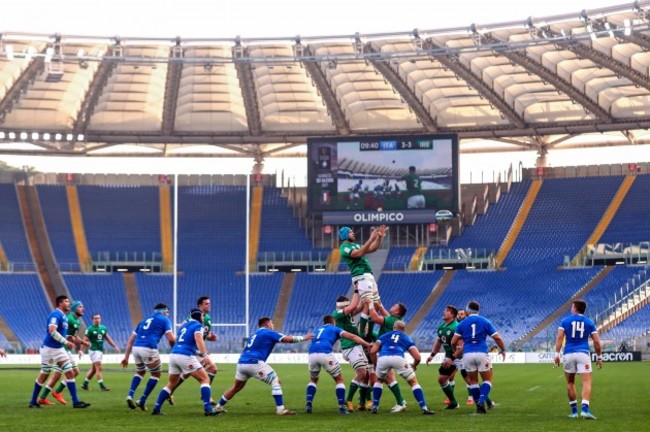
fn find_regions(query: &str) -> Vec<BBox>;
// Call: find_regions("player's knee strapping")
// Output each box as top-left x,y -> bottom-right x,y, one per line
149,363 -> 162,373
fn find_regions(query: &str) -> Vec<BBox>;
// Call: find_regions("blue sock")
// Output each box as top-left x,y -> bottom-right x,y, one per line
273,394 -> 283,407
31,381 -> 43,404
218,395 -> 229,407
479,382 -> 492,403
581,402 -> 590,413
201,384 -> 212,411
153,387 -> 170,413
128,375 -> 143,399
335,384 -> 345,405
470,385 -> 481,403
67,380 -> 80,404
140,377 -> 159,403
412,385 -> 427,409
306,383 -> 317,403
372,384 -> 383,408
570,401 -> 578,414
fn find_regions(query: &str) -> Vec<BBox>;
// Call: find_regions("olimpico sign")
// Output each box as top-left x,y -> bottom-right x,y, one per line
323,210 -> 436,225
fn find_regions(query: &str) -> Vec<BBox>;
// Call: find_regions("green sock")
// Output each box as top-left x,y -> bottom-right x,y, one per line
209,373 -> 215,385
442,383 -> 457,404
55,382 -> 66,393
99,380 -> 107,389
39,386 -> 52,399
389,382 -> 404,405
346,381 -> 359,402
449,380 -> 455,392
466,386 -> 472,397
83,379 -> 89,387
359,385 -> 368,405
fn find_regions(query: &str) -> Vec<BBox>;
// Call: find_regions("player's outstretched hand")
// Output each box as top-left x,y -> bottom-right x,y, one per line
121,358 -> 128,369
303,333 -> 315,341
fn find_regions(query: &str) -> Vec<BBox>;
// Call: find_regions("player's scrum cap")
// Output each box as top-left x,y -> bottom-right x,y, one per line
190,308 -> 202,322
71,300 -> 83,313
338,226 -> 352,241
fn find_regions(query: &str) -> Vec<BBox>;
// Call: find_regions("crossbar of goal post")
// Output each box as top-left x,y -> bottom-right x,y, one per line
172,173 -> 251,340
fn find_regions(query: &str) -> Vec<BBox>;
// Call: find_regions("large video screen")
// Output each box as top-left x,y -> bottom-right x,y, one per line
308,134 -> 459,225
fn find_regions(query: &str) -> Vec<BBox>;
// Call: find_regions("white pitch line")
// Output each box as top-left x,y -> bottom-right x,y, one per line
527,385 -> 541,392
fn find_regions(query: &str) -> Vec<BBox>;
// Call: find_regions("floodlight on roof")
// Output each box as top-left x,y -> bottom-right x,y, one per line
54,133 -> 62,141
76,48 -> 85,57
31,132 -> 39,140
66,133 -> 74,141
624,19 -> 632,35
0,131 -> 5,139
42,133 -> 50,140
8,132 -> 16,140
20,132 -> 27,140
24,46 -> 36,61
44,47 -> 54,63
77,134 -> 84,141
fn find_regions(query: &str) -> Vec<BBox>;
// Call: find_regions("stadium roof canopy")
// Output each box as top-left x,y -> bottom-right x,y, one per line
0,1 -> 650,161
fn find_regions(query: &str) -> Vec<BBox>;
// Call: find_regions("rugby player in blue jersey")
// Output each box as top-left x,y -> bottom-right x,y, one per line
448,300 -> 506,414
554,299 -> 602,420
369,320 -> 434,415
151,308 -> 220,416
214,317 -> 313,415
28,295 -> 90,409
305,315 -> 371,414
121,303 -> 176,411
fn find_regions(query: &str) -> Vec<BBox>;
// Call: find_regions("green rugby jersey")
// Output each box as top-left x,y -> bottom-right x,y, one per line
340,242 -> 372,277
437,320 -> 458,358
85,325 -> 108,351
333,309 -> 360,350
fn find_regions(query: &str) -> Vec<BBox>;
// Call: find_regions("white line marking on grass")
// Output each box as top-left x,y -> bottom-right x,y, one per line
527,385 -> 540,392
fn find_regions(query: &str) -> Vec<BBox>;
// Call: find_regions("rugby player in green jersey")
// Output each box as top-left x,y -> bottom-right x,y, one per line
365,298 -> 408,413
81,313 -> 120,391
425,305 -> 460,409
38,300 -> 89,405
332,289 -> 372,411
339,225 -> 386,338
402,166 -> 425,209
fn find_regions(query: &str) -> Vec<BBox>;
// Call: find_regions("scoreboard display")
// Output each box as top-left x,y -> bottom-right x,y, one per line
307,134 -> 459,225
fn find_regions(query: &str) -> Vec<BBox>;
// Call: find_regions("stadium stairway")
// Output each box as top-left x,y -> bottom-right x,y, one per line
273,272 -> 296,332
0,315 -> 19,347
25,186 -> 70,297
570,175 -> 636,266
512,265 -> 613,348
326,247 -> 341,272
0,241 -> 8,271
495,179 -> 542,268
409,246 -> 427,271
159,185 -> 173,272
16,185 -> 58,305
66,185 -> 92,272
406,270 -> 455,333
122,273 -> 143,328
248,186 -> 263,270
